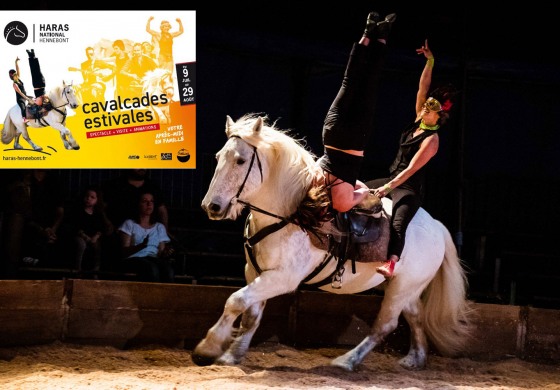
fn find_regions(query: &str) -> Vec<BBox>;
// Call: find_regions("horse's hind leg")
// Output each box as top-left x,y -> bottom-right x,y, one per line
18,128 -> 42,151
13,133 -> 23,149
399,298 -> 429,370
24,136 -> 42,151
217,301 -> 266,365
331,296 -> 405,371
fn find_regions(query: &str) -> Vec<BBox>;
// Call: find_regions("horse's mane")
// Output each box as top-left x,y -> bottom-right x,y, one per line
229,113 -> 331,227
48,84 -> 64,98
229,113 -> 317,186
47,83 -> 71,105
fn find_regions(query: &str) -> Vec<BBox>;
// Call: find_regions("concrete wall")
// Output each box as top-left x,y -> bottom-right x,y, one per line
0,280 -> 558,363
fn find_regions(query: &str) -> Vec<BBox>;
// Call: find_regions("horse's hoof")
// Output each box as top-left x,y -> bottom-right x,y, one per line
216,352 -> 241,366
398,355 -> 426,370
191,353 -> 216,367
330,357 -> 355,372
73,146 -> 80,150
34,146 -> 43,151
14,144 -> 23,149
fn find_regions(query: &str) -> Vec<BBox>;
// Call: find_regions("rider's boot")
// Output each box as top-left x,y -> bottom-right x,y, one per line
28,104 -> 39,119
375,13 -> 397,41
363,11 -> 381,40
376,255 -> 398,279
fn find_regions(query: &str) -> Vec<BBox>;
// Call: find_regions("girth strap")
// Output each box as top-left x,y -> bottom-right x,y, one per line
244,216 -> 288,274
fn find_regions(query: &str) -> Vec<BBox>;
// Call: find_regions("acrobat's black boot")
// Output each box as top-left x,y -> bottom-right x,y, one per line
376,13 -> 397,40
363,11 -> 381,40
26,49 -> 35,58
28,104 -> 39,119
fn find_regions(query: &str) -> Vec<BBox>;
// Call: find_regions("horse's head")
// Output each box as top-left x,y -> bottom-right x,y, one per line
202,115 -> 265,220
202,114 -> 318,221
143,69 -> 174,101
61,81 -> 80,109
159,70 -> 174,100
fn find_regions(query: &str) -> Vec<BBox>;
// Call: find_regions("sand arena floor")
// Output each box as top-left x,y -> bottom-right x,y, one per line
0,341 -> 558,389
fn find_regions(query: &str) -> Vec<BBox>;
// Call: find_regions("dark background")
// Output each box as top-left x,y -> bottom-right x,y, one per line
195,4 -> 560,250
2,4 -> 560,306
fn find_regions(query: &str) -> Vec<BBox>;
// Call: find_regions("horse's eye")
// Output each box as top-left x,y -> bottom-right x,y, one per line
236,158 -> 245,165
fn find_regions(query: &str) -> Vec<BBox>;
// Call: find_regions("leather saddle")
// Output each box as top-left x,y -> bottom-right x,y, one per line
310,192 -> 389,271
25,100 -> 52,121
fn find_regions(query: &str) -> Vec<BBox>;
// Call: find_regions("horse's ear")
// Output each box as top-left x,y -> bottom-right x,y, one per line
252,117 -> 263,134
225,115 -> 235,137
63,80 -> 67,87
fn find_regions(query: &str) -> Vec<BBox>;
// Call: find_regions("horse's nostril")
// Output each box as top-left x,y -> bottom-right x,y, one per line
209,203 -> 221,213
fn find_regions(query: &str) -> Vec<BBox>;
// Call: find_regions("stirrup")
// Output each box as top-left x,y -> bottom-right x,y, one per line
376,259 -> 395,279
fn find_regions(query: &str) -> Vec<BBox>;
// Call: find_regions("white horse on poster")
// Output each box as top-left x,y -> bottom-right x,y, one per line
142,68 -> 175,125
193,113 -> 473,371
2,81 -> 80,151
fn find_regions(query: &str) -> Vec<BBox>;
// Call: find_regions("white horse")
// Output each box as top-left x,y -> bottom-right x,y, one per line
194,113 -> 473,371
2,81 -> 80,151
142,68 -> 174,125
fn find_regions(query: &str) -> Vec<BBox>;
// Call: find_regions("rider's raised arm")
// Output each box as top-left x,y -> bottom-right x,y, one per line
415,39 -> 434,119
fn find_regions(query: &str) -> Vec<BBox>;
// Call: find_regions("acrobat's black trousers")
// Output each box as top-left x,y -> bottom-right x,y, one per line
28,57 -> 45,97
319,41 -> 387,185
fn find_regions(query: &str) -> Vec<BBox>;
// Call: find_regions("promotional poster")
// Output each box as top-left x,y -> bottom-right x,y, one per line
1,10 -> 196,168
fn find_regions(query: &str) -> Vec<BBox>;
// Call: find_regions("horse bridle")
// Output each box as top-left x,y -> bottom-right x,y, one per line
228,135 -> 263,208
50,85 -> 74,110
227,135 -> 296,274
228,135 -> 295,223
226,135 -> 336,282
35,86 -> 74,127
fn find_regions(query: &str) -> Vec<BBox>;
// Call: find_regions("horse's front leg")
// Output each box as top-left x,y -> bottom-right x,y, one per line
64,129 -> 80,150
217,300 -> 266,365
52,123 -> 80,150
192,270 -> 299,366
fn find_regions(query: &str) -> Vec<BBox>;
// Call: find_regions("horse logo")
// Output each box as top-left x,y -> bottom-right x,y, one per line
4,21 -> 28,45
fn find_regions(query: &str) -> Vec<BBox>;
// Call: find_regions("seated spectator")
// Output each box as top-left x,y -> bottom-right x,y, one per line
1,169 -> 67,272
1,170 -> 33,277
118,190 -> 175,283
67,185 -> 113,278
103,169 -> 169,230
102,169 -> 170,267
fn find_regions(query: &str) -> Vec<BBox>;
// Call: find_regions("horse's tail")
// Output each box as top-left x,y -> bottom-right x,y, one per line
422,221 -> 474,356
2,112 -> 16,144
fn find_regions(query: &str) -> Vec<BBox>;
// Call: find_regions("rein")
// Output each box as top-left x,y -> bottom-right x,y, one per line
229,135 -> 334,281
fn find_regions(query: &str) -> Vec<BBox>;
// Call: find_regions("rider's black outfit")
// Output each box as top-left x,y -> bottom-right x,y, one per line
366,121 -> 438,259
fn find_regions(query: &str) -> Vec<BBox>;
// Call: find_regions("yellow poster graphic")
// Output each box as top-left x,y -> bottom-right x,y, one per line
1,10 -> 196,168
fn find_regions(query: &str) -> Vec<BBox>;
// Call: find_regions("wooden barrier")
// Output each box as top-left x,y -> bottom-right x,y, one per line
0,279 -> 558,363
